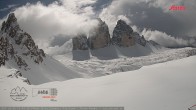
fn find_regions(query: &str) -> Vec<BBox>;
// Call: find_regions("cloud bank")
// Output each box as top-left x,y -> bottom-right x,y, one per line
99,0 -> 196,47
0,0 -> 196,54
12,0 -> 99,49
142,29 -> 196,48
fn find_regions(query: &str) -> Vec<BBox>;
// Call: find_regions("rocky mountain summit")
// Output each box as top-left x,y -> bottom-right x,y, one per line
72,34 -> 88,50
88,18 -> 111,49
112,20 -> 135,47
0,13 -> 81,85
0,13 -> 45,69
72,18 -> 111,50
112,19 -> 147,47
72,19 -> 147,50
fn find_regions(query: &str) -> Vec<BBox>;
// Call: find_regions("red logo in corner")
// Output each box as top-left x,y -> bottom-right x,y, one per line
169,5 -> 186,11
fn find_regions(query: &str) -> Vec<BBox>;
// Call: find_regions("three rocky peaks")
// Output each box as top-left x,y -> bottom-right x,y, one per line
0,13 -> 147,68
72,19 -> 146,50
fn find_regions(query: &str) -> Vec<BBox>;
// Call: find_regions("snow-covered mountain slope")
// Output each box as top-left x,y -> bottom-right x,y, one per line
47,19 -> 165,60
0,13 -> 82,85
0,55 -> 196,110
54,47 -> 196,77
0,66 -> 30,85
1,13 -> 195,86
7,55 -> 82,85
48,38 -> 165,60
72,43 -> 159,60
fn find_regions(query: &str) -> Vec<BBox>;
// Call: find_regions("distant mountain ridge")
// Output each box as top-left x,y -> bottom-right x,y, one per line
72,18 -> 148,51
0,13 -> 195,85
69,18 -> 160,61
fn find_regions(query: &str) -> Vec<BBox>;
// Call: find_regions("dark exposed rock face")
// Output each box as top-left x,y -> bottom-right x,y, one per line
112,19 -> 147,47
138,35 -> 146,46
112,20 -> 134,47
1,13 -> 19,33
0,13 -> 46,68
72,19 -> 148,50
88,18 -> 111,49
132,32 -> 146,46
0,37 -> 8,66
7,70 -> 31,85
72,18 -> 111,50
72,34 -> 88,50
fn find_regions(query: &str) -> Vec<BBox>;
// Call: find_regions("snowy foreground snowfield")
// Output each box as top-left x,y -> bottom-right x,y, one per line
0,55 -> 196,110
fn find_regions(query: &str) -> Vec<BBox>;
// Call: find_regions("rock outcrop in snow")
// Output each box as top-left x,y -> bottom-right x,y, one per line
72,18 -> 111,50
88,18 -> 111,49
0,37 -> 8,66
112,20 -> 135,47
72,34 -> 88,50
72,19 -> 149,51
70,19 -> 161,62
72,18 -> 148,50
0,13 -> 45,68
132,32 -> 146,46
112,19 -> 148,47
7,69 -> 31,85
0,66 -> 30,85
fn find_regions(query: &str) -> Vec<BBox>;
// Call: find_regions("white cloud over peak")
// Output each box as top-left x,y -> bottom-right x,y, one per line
11,0 -> 99,49
99,0 -> 132,34
141,29 -> 195,47
1,0 -> 196,53
98,0 -> 196,47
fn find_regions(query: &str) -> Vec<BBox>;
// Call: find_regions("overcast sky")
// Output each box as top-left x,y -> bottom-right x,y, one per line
0,0 -> 196,54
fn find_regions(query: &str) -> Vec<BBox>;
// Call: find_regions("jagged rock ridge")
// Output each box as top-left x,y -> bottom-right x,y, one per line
72,18 -> 111,50
7,70 -> 31,84
72,34 -> 88,50
0,13 -> 46,68
72,19 -> 147,50
112,20 -> 147,47
88,18 -> 111,49
112,20 -> 135,47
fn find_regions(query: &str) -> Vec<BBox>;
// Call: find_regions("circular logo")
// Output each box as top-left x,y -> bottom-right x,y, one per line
10,86 -> 28,101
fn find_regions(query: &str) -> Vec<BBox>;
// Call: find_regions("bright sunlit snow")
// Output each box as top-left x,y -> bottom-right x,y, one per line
0,56 -> 196,110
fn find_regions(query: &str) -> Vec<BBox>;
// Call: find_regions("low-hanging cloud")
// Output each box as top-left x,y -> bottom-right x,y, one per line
11,0 -> 99,49
98,0 -> 196,47
1,0 -> 196,54
99,0 -> 131,34
99,0 -> 196,37
141,29 -> 196,48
